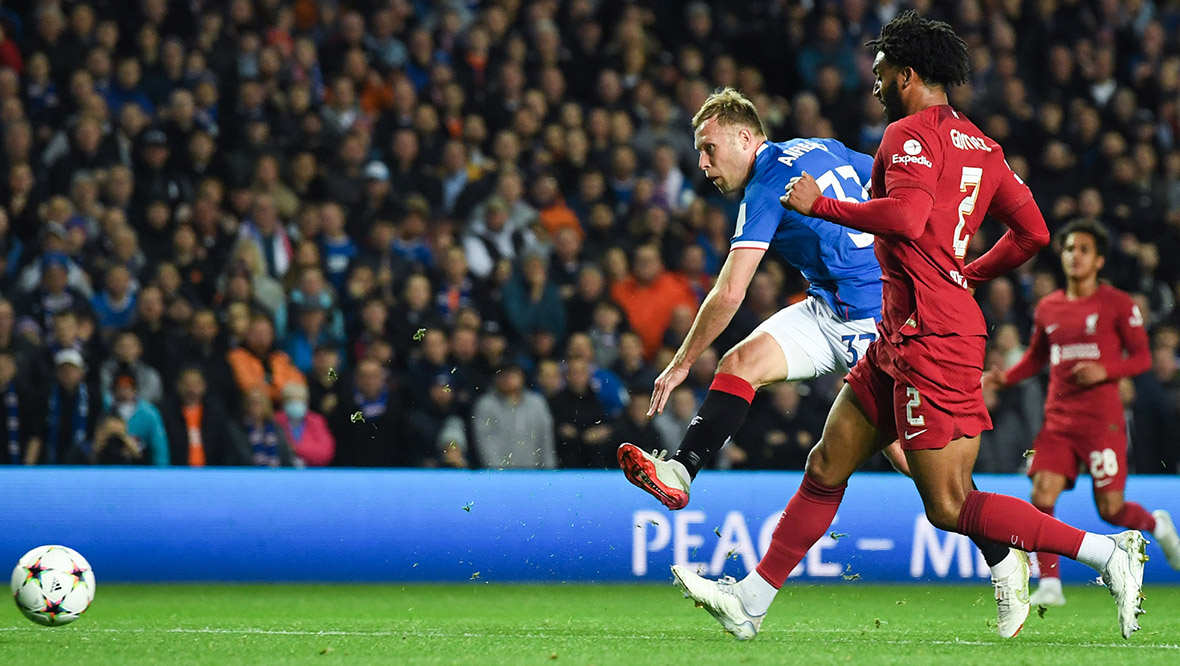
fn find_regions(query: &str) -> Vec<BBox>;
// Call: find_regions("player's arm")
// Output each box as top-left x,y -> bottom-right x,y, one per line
961,165 -> 1050,285
994,318 -> 1050,388
785,124 -> 935,238
1089,300 -> 1151,382
787,180 -> 933,239
648,247 -> 764,415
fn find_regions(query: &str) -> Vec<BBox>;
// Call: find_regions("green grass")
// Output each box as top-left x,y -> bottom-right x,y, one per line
2,584 -> 1178,665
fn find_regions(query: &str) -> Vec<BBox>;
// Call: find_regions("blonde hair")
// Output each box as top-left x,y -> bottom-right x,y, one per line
691,87 -> 767,137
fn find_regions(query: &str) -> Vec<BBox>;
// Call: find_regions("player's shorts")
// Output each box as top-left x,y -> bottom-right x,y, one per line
1027,421 -> 1128,492
754,296 -> 878,381
845,333 -> 992,451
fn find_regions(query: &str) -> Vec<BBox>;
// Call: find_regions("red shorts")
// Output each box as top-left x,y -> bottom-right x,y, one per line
1027,421 -> 1128,492
845,334 -> 992,451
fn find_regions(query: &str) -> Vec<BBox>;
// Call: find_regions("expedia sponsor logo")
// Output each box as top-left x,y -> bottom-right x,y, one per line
949,129 -> 993,152
891,153 -> 933,168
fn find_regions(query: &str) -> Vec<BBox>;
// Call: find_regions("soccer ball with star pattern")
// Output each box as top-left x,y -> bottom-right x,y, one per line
10,545 -> 96,626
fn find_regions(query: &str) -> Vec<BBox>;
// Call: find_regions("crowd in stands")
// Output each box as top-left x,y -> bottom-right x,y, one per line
0,0 -> 1178,474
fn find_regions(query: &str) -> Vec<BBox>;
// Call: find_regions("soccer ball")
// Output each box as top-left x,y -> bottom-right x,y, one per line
10,545 -> 96,626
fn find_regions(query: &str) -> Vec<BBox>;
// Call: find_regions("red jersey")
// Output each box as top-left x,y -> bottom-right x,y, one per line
867,105 -> 1034,341
1004,284 -> 1150,428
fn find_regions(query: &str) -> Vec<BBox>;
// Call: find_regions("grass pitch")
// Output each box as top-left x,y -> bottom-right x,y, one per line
1,583 -> 1178,665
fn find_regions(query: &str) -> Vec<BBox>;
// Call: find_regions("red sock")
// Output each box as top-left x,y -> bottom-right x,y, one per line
1108,502 -> 1156,532
1032,504 -> 1060,579
957,491 -> 1086,558
755,476 -> 845,588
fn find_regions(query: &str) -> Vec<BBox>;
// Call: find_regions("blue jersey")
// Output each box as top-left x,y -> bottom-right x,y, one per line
732,139 -> 882,321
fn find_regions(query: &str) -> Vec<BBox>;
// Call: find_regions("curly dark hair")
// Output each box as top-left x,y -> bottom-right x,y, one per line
866,10 -> 969,88
1057,218 -> 1111,257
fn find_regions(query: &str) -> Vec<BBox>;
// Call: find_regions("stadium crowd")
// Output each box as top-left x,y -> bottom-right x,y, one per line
0,0 -> 1178,473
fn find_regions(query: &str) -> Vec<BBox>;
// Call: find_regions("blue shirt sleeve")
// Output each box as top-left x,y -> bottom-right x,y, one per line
731,179 -> 783,250
819,138 -> 873,187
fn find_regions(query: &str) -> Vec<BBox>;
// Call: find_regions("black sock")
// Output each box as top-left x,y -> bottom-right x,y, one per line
970,479 -> 1010,568
672,374 -> 754,479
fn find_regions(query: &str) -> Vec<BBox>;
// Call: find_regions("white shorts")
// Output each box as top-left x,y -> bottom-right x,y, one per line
753,296 -> 878,381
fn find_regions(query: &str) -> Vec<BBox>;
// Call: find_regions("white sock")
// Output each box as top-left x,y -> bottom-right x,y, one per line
668,459 -> 691,486
734,571 -> 777,616
1037,576 -> 1063,592
989,549 -> 1019,579
1076,533 -> 1117,571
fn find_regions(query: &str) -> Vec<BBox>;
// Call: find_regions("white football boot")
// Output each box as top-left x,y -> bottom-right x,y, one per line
1150,510 -> 1180,570
1100,530 -> 1148,639
992,550 -> 1031,638
618,444 -> 691,510
670,565 -> 764,640
1030,577 -> 1066,607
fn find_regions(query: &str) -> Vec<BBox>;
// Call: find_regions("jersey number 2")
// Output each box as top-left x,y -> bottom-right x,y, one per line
953,166 -> 983,259
816,167 -> 875,248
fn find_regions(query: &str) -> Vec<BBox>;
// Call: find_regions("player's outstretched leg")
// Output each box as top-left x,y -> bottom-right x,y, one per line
617,370 -> 752,509
621,333 -> 788,509
671,565 -> 764,640
931,446 -> 1148,638
1150,510 -> 1180,570
673,387 -> 885,639
616,445 -> 691,510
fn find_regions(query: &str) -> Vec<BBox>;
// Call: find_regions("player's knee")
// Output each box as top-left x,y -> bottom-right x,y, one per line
923,495 -> 966,532
717,346 -> 752,379
1097,500 -> 1124,524
924,504 -> 961,532
804,441 -> 843,487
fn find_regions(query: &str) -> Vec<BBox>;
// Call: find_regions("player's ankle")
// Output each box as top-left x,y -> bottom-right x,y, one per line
989,550 -> 1019,579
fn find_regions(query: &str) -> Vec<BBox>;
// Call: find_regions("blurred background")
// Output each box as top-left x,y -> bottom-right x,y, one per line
0,0 -> 1177,479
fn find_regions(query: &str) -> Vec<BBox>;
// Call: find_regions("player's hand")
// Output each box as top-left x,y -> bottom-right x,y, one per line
649,362 -> 690,417
981,367 -> 1007,391
1071,361 -> 1108,386
882,441 -> 912,478
779,171 -> 822,216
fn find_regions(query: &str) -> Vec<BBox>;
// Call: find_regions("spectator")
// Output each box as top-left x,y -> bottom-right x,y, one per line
405,372 -> 469,468
15,251 -> 91,332
462,195 -> 537,280
283,298 -> 337,376
729,383 -> 826,470
162,366 -> 244,466
332,358 -> 402,467
275,382 -> 334,467
610,244 -> 698,359
610,390 -> 664,453
227,313 -> 306,404
234,387 -> 296,467
103,367 -> 169,466
91,415 -> 150,465
652,387 -> 699,455
1130,345 -> 1180,474
502,250 -> 566,342
99,330 -> 165,405
549,357 -> 612,468
27,349 -> 101,465
238,193 -> 293,281
129,285 -> 182,381
91,264 -> 137,334
470,362 -> 555,469
0,0 -> 1176,477
0,350 -> 38,464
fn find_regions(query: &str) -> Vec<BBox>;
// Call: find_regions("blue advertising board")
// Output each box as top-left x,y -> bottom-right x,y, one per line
1,468 -> 1178,584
